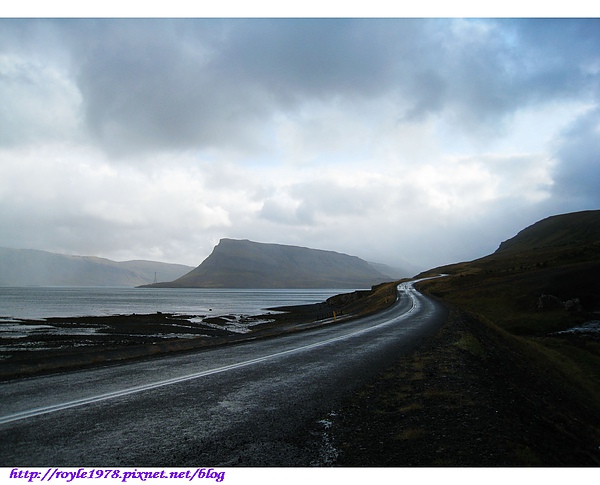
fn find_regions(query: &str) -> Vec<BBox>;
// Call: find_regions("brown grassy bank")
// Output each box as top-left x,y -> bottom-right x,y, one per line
330,229 -> 600,467
332,304 -> 600,466
416,262 -> 600,419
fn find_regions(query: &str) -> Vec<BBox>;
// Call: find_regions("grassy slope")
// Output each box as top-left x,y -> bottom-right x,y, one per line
417,242 -> 600,406
334,305 -> 600,466
333,211 -> 600,466
419,213 -> 600,461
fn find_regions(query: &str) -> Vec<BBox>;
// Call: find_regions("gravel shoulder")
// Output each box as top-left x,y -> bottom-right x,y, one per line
330,305 -> 600,466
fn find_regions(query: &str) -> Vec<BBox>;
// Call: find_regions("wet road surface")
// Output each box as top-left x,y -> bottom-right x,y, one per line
0,280 -> 447,466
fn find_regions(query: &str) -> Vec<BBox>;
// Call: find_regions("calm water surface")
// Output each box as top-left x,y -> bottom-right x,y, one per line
0,287 -> 354,320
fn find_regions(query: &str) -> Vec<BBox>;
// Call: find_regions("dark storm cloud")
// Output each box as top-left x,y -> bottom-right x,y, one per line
212,19 -> 412,99
70,18 -> 423,156
417,19 -> 600,132
4,18 -> 599,157
71,19 -> 245,154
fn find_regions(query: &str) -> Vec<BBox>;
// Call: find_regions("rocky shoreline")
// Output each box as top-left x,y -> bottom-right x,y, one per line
0,282 -> 400,380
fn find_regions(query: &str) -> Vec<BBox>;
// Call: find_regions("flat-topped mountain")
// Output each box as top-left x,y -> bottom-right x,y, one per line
143,239 -> 393,288
0,247 -> 193,287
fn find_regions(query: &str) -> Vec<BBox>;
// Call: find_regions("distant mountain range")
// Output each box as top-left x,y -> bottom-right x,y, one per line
0,248 -> 193,287
142,238 -> 402,289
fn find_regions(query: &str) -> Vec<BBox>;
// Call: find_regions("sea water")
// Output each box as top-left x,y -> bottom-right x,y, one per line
0,286 -> 353,320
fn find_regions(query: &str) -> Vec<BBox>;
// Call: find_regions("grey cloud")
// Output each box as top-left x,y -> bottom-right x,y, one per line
401,69 -> 447,122
258,179 -> 389,227
212,19 -> 414,100
406,19 -> 600,134
259,199 -> 305,225
0,21 -> 81,147
73,18 -> 419,156
73,20 -> 258,155
551,107 -> 600,206
3,18 -> 600,157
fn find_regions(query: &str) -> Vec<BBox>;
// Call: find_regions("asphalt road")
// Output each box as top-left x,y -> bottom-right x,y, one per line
0,280 -> 447,466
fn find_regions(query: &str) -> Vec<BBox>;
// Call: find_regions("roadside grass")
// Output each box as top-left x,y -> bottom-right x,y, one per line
335,308 -> 515,465
515,334 -> 600,413
393,427 -> 426,441
334,305 -> 600,466
416,255 -> 600,459
418,268 -> 600,414
336,215 -> 600,465
511,444 -> 544,466
454,332 -> 486,358
328,280 -> 402,318
396,403 -> 424,414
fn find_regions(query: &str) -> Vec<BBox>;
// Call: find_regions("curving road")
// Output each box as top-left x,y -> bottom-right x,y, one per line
0,280 -> 447,466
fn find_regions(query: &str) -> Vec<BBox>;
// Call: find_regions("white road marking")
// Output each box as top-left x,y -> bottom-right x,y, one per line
0,281 -> 433,425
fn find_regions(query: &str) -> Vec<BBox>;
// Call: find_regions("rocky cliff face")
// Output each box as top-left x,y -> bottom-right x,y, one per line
144,239 -> 393,288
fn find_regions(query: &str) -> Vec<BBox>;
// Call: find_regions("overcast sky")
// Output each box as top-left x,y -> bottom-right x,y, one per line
1,16 -> 599,270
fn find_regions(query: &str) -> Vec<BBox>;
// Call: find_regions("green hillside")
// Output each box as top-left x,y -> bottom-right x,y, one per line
496,210 -> 600,255
334,210 -> 600,466
421,210 -> 600,323
414,210 -> 600,456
